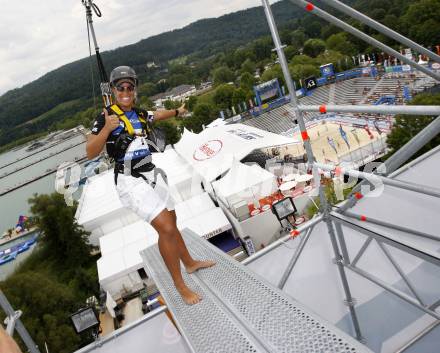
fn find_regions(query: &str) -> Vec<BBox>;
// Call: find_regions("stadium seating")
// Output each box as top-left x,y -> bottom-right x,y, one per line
239,69 -> 439,135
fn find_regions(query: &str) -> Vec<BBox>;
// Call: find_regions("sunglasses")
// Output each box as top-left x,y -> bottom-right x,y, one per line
115,84 -> 135,92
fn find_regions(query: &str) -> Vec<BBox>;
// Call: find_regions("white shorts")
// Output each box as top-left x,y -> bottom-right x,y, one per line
116,171 -> 175,223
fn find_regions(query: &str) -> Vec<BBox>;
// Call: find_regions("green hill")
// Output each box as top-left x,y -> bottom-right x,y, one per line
0,1 -> 307,145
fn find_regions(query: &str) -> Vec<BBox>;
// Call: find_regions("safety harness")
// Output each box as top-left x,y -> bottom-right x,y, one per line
109,104 -> 156,185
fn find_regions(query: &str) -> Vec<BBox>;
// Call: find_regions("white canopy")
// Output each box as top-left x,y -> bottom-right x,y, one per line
212,160 -> 277,206
206,118 -> 227,128
174,192 -> 216,222
99,220 -> 157,256
178,208 -> 231,240
97,193 -> 231,289
97,237 -> 151,286
174,124 -> 298,182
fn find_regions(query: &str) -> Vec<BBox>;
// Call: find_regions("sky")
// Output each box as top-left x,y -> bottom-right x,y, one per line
0,0 -> 274,96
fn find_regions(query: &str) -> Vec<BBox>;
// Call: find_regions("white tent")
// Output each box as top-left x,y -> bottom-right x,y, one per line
206,118 -> 227,128
76,148 -> 200,243
97,193 -> 232,299
178,208 -> 232,240
99,220 -> 157,256
174,124 -> 298,182
174,192 -> 216,222
212,160 -> 278,207
152,148 -> 200,202
97,237 -> 153,299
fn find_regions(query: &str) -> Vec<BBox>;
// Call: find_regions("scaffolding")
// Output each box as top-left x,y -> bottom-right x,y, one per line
129,1 -> 439,351
5,1 -> 440,352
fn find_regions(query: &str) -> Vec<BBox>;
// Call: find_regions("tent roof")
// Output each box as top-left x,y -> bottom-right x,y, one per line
206,118 -> 228,128
76,149 -> 193,226
174,192 -> 216,223
174,124 -> 298,182
152,148 -> 194,186
76,171 -> 123,225
212,160 -> 276,200
178,208 -> 232,239
97,237 -> 152,284
99,220 -> 157,256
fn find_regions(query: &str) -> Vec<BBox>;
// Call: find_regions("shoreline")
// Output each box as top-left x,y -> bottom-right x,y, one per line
0,227 -> 39,247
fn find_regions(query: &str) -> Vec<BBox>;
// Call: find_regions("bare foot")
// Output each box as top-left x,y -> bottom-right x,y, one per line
176,284 -> 202,305
185,260 -> 216,274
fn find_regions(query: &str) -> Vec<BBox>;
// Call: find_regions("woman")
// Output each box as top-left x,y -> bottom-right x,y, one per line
86,66 -> 214,305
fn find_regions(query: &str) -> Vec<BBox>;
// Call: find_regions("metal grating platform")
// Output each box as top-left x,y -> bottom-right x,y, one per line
141,229 -> 373,353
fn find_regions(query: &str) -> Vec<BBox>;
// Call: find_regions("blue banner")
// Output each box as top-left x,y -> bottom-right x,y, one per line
339,124 -> 350,149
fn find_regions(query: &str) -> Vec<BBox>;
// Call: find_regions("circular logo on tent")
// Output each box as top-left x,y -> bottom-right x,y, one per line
432,63 -> 440,70
193,140 -> 223,161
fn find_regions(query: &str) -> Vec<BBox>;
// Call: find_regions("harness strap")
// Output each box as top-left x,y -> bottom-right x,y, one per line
110,104 -> 135,136
113,162 -> 156,186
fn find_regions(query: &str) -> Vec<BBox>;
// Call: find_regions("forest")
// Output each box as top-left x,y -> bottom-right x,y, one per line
1,0 -> 439,147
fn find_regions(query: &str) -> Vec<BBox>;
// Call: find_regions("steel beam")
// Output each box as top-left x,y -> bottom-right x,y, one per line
325,219 -> 364,341
261,0 -> 323,192
347,265 -> 440,321
334,221 -> 351,265
395,320 -> 440,353
74,305 -> 168,353
319,0 -> 440,64
277,226 -> 315,289
343,210 -> 440,242
382,115 -> 440,174
315,162 -> 440,199
376,241 -> 426,307
338,115 -> 440,212
0,290 -> 40,353
289,0 -> 440,81
330,212 -> 440,267
351,237 -> 373,267
389,145 -> 440,179
242,214 -> 324,265
298,105 -> 440,116
316,162 -> 440,198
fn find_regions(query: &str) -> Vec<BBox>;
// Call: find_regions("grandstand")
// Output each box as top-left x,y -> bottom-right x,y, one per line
233,67 -> 439,171
239,70 -> 438,136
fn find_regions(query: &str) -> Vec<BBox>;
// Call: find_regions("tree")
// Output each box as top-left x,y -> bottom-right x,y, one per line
239,72 -> 256,92
28,193 -> 93,268
401,0 -> 440,45
302,38 -> 326,57
154,120 -> 181,145
326,33 -> 356,56
186,96 -> 198,112
183,103 -> 217,133
212,66 -> 235,86
252,37 -> 273,61
241,59 -> 256,75
138,82 -> 157,97
280,29 -> 293,46
284,46 -> 299,61
1,272 -> 86,353
290,54 -> 316,66
164,100 -> 181,110
317,50 -> 352,72
138,96 -> 154,110
213,84 -> 235,110
260,64 -> 285,87
233,48 -> 254,69
387,93 -> 440,159
289,64 -> 320,83
232,88 -> 247,107
291,30 -> 307,48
